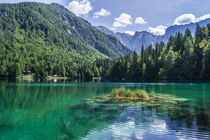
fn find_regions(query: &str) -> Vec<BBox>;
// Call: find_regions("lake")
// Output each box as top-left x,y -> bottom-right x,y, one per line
0,80 -> 209,140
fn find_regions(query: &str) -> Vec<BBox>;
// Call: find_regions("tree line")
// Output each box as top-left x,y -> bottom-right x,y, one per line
106,24 -> 210,81
0,6 -> 209,82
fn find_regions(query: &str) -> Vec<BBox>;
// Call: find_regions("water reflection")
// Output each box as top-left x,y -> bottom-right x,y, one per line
0,82 -> 209,139
80,101 -> 210,140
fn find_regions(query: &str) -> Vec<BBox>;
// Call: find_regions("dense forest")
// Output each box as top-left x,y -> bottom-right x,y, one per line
106,24 -> 210,81
0,2 -> 210,81
0,2 -> 129,80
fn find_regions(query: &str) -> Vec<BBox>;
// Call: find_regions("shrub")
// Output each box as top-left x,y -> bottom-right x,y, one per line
134,90 -> 148,98
111,87 -> 126,97
111,88 -> 154,99
126,89 -> 133,97
149,91 -> 155,97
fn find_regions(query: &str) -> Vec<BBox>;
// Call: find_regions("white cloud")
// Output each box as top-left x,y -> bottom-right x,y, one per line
173,14 -> 195,25
196,14 -> 210,22
135,17 -> 147,24
174,14 -> 210,25
148,25 -> 167,36
113,13 -> 132,28
67,0 -> 92,16
124,31 -> 135,36
93,8 -> 111,19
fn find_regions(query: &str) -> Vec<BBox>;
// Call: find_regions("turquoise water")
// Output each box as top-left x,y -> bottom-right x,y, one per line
0,81 -> 209,140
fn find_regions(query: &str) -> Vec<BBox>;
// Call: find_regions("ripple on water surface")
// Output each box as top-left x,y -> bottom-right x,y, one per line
0,82 -> 209,139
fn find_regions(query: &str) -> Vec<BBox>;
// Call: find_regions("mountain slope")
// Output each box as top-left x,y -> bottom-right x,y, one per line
96,26 -> 157,52
0,2 -> 130,78
51,3 -> 131,58
0,2 -> 130,58
97,19 -> 210,53
160,19 -> 210,43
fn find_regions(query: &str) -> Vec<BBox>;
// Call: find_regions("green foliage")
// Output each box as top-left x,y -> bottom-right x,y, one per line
149,91 -> 155,97
106,24 -> 210,81
134,90 -> 148,98
15,63 -> 22,76
111,88 -> 150,99
111,87 -> 126,97
0,2 -> 130,79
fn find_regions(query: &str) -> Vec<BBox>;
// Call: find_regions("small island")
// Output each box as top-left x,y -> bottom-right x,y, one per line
93,87 -> 188,104
111,87 -> 155,101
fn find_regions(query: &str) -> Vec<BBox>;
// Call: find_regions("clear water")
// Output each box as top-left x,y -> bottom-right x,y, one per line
0,81 -> 209,140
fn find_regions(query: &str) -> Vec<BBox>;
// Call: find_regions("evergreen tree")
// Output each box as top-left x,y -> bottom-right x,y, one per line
106,24 -> 210,81
182,37 -> 194,79
16,63 -> 22,76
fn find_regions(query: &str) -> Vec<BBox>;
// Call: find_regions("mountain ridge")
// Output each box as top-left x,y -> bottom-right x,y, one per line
96,18 -> 210,52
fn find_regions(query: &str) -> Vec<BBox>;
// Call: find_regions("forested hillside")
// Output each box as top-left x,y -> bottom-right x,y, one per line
0,2 -> 130,79
106,24 -> 210,81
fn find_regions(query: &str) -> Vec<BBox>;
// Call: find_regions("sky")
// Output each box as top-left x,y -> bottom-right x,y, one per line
1,0 -> 210,36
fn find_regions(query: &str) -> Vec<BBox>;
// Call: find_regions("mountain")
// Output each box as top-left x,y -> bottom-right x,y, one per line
160,18 -> 210,43
96,26 -> 116,37
0,2 -> 130,78
96,26 -> 157,52
97,18 -> 210,53
51,3 -> 131,58
0,2 -> 130,59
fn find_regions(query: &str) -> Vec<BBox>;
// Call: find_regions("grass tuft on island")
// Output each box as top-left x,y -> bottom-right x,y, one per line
91,87 -> 190,105
111,87 -> 155,101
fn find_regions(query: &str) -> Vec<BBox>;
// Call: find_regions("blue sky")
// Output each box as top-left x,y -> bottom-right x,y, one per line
1,0 -> 210,35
